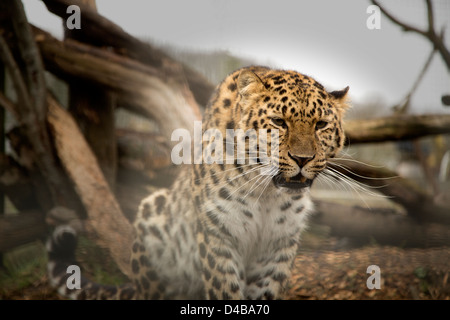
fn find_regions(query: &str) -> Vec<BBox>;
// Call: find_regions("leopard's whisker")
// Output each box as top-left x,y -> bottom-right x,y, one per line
245,166 -> 278,200
338,148 -> 358,159
193,162 -> 260,182
322,168 -> 373,208
254,168 -> 279,207
242,169 -> 275,204
328,161 -> 398,181
316,171 -> 337,190
329,157 -> 392,170
225,164 -> 273,200
324,166 -> 392,201
225,163 -> 271,184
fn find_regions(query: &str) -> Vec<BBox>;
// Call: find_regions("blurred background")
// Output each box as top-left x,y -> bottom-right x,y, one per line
0,0 -> 449,299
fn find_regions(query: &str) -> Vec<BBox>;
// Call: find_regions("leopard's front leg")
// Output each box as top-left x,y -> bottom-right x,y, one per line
196,220 -> 245,300
244,237 -> 299,300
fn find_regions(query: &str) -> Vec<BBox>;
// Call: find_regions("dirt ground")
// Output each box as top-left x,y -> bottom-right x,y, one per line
287,246 -> 450,300
2,245 -> 449,300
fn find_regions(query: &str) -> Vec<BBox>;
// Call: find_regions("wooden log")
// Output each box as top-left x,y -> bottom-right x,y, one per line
0,1 -> 79,211
344,114 -> 450,144
5,126 -> 82,214
34,27 -> 200,137
46,93 -> 133,277
0,153 -> 40,211
116,129 -> 173,173
34,25 -> 450,145
68,83 -> 117,187
41,0 -> 215,107
313,200 -> 450,248
0,211 -> 47,252
62,0 -> 118,188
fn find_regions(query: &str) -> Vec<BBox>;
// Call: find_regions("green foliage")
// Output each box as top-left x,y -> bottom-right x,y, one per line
0,236 -> 128,299
0,241 -> 47,295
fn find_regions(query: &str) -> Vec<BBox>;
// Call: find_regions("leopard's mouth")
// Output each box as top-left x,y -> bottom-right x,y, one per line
272,172 -> 313,190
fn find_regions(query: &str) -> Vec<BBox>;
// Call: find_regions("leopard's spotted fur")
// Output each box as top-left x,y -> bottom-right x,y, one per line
48,66 -> 349,299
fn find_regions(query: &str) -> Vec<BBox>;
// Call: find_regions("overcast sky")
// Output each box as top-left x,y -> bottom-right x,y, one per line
24,0 -> 450,114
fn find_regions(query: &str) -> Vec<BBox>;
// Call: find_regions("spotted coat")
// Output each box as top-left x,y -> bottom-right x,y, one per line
47,66 -> 349,299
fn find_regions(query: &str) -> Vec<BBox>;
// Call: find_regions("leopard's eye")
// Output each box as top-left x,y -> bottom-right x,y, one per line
271,118 -> 287,128
315,120 -> 328,130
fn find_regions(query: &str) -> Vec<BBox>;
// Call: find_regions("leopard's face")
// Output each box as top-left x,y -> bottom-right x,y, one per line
236,69 -> 349,191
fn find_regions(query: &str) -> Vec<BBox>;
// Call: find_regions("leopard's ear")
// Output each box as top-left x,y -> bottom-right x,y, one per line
237,69 -> 266,100
330,86 -> 350,112
330,86 -> 349,100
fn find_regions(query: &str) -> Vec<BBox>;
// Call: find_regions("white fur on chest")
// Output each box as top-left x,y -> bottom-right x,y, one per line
206,185 -> 314,259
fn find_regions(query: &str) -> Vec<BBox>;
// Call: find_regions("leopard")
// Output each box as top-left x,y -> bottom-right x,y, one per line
47,66 -> 350,299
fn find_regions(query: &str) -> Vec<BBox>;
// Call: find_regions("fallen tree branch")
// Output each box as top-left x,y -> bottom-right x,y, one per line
41,0 -> 215,107
0,211 -> 47,252
34,26 -> 200,137
46,93 -> 134,277
313,200 -> 450,248
344,114 -> 450,144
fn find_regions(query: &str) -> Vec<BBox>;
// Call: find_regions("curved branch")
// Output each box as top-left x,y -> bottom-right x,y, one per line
372,0 -> 450,70
393,47 -> 436,114
371,0 -> 427,36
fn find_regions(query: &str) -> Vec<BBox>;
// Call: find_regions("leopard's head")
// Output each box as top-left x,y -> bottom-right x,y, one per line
236,68 -> 349,192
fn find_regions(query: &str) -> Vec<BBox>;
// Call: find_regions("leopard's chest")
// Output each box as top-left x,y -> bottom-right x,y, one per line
203,184 -> 314,259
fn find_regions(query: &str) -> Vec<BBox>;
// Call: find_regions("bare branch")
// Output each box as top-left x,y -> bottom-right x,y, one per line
373,0 -> 450,70
371,0 -> 427,36
393,47 -> 436,114
425,0 -> 434,34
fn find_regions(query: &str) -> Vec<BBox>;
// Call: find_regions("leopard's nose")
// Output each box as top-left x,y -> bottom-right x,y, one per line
288,152 -> 314,168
